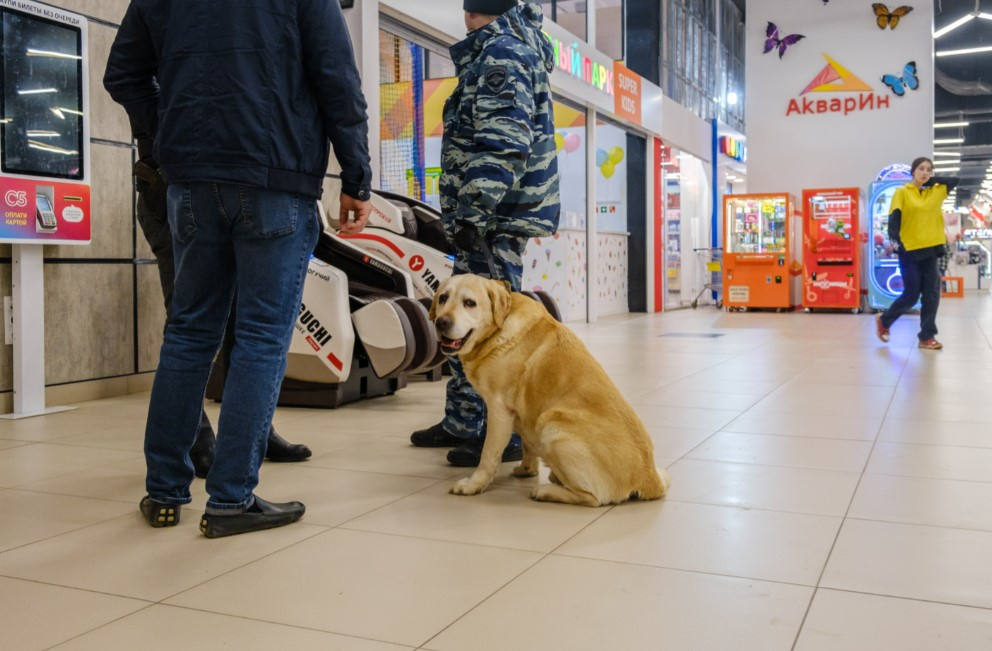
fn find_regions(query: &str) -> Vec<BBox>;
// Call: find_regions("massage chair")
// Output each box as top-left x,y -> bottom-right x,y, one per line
207,189 -> 560,409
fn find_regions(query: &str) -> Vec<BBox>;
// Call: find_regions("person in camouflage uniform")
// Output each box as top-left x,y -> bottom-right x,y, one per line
411,0 -> 560,467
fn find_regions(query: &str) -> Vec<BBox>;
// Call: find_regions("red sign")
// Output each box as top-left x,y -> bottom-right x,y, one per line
409,255 -> 425,271
613,62 -> 642,126
0,178 -> 90,244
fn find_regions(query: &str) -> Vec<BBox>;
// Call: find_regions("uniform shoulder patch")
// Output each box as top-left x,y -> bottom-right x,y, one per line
484,65 -> 509,94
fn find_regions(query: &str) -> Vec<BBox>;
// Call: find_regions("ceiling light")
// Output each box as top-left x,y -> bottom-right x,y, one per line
933,152 -> 961,157
937,45 -> 992,57
934,121 -> 970,128
980,12 -> 992,19
934,138 -> 965,144
933,167 -> 960,172
934,13 -> 976,37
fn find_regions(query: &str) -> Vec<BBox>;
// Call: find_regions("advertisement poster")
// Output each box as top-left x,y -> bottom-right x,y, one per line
0,178 -> 90,244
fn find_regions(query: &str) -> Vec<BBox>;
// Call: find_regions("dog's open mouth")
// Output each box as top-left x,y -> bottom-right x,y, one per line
440,331 -> 471,354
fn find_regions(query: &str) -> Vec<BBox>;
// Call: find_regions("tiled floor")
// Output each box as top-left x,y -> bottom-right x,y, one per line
2,293 -> 991,650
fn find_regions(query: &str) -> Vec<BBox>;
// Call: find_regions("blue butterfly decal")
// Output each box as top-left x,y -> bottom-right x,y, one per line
764,22 -> 805,59
881,61 -> 918,96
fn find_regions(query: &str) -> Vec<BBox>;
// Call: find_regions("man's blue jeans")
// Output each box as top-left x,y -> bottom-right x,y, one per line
144,182 -> 319,511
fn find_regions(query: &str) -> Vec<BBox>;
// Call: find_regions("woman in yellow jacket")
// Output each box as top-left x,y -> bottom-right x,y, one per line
875,157 -> 958,349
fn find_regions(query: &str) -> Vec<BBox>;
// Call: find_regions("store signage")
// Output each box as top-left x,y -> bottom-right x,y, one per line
786,54 -> 890,117
543,31 -> 614,97
963,229 -> 992,239
719,136 -> 746,162
0,179 -> 90,242
613,62 -> 641,125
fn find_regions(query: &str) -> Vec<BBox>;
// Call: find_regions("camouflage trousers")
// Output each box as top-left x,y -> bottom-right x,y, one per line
443,233 -> 527,441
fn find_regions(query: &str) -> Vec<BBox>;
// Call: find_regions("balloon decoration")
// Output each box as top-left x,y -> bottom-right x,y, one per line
563,133 -> 581,153
595,148 -> 609,166
600,161 -> 616,179
608,146 -> 625,165
554,132 -> 564,153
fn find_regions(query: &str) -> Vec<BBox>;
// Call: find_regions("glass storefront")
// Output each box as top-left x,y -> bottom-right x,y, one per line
660,145 -> 712,308
378,28 -> 453,209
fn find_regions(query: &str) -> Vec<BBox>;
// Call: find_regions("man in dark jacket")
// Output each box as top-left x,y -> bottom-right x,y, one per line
410,0 -> 560,467
130,118 -> 313,477
105,0 -> 372,537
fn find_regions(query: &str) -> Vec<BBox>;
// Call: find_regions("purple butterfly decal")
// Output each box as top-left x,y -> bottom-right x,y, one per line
764,22 -> 805,59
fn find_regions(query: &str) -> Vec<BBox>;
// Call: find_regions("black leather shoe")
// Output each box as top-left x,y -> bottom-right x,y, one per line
411,422 -> 462,448
446,439 -> 523,467
265,428 -> 312,462
199,495 -> 305,538
139,496 -> 181,527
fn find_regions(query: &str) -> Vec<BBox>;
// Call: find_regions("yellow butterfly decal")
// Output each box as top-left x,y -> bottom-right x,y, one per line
872,3 -> 913,30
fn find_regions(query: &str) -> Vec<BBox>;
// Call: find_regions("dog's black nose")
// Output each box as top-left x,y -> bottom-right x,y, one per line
434,315 -> 451,332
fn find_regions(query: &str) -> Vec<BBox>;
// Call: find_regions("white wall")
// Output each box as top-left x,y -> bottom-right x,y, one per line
745,0 -> 933,198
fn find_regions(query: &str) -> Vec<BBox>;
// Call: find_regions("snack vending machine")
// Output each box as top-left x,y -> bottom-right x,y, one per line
867,171 -> 918,311
723,193 -> 799,310
801,188 -> 863,312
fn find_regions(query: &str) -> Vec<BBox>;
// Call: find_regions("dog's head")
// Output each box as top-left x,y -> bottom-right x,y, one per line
429,274 -> 512,356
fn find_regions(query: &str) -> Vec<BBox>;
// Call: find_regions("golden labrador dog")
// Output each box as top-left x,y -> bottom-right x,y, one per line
429,274 -> 670,506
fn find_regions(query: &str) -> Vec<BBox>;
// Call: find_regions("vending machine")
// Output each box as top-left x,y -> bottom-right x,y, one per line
867,165 -> 917,311
723,193 -> 799,310
801,188 -> 863,312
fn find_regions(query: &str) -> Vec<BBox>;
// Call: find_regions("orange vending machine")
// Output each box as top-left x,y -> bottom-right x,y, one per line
723,193 -> 798,310
801,188 -> 863,312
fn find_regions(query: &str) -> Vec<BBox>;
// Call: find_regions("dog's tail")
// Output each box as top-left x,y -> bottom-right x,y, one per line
634,467 -> 670,501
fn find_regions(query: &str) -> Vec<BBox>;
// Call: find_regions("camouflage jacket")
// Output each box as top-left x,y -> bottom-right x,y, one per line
440,3 -> 560,241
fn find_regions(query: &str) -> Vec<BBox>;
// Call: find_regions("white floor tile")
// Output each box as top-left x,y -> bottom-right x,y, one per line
849,473 -> 992,532
667,459 -> 861,516
423,555 -> 812,651
687,431 -> 873,472
556,500 -> 841,585
51,604 -> 412,651
164,528 -> 542,647
796,589 -> 992,651
866,441 -> 992,482
822,519 -> 992,609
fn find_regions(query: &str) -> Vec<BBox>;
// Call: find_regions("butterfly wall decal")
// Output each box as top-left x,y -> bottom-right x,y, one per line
872,3 -> 913,29
881,61 -> 918,96
763,22 -> 805,59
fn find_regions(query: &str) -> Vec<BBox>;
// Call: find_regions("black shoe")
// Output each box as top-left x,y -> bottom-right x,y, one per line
265,428 -> 312,462
139,496 -> 181,527
446,439 -> 523,467
199,495 -> 305,539
411,422 -> 462,448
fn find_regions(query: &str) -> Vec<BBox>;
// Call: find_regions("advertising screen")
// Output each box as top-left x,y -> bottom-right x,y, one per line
0,10 -> 83,180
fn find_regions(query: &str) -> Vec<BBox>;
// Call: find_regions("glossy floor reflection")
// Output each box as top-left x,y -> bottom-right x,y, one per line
2,293 -> 991,650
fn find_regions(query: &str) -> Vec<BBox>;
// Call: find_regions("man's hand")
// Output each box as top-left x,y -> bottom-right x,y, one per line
339,193 -> 371,234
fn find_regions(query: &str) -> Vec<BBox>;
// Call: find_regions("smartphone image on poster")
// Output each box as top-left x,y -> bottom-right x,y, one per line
36,192 -> 57,233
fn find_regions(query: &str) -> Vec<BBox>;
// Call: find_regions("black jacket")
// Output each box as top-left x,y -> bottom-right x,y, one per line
104,0 -> 372,200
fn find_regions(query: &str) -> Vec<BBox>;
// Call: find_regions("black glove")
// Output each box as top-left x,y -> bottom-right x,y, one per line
452,225 -> 483,252
133,159 -> 167,216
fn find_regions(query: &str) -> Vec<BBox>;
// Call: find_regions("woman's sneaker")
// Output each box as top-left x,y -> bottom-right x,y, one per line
874,314 -> 890,342
919,338 -> 943,350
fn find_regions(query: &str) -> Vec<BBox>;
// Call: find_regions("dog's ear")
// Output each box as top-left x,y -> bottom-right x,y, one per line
487,279 -> 512,328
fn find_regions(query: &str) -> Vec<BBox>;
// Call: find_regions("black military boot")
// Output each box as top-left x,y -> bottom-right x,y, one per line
265,427 -> 312,462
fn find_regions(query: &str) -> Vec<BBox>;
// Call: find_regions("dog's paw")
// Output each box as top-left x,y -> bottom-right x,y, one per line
450,477 -> 485,495
512,463 -> 538,478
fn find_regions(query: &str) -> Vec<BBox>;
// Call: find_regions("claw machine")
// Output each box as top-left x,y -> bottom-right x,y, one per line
723,193 -> 798,310
867,164 -> 917,311
801,188 -> 863,312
